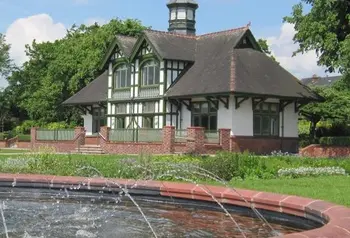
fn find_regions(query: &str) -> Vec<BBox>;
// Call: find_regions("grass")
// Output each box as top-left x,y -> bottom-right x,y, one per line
230,176 -> 350,207
0,149 -> 31,154
0,152 -> 348,207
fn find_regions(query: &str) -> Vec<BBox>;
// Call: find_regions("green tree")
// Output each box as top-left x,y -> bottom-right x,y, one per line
284,0 -> 350,74
0,89 -> 11,132
300,86 -> 350,138
0,33 -> 11,76
257,38 -> 278,63
7,18 -> 147,123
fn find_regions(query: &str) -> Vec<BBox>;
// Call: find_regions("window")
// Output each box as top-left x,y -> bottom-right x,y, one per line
177,8 -> 186,19
115,117 -> 125,129
142,116 -> 154,128
141,61 -> 160,86
253,103 -> 279,136
114,64 -> 130,88
143,102 -> 156,113
170,9 -> 176,20
187,9 -> 194,20
115,104 -> 127,114
191,102 -> 218,130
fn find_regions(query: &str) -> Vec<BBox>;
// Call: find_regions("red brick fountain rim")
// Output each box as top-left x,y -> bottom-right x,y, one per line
0,173 -> 349,238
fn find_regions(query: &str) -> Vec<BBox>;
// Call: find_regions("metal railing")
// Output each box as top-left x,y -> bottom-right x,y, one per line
204,130 -> 220,144
37,129 -> 75,141
109,128 -> 162,142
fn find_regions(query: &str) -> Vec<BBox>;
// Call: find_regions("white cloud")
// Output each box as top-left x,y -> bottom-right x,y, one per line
0,14 -> 67,87
5,14 -> 66,66
266,23 -> 339,79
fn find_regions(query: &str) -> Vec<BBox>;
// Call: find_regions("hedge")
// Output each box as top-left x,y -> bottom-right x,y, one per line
319,137 -> 350,146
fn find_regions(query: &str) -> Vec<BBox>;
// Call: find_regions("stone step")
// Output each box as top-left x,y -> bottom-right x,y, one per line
72,149 -> 105,154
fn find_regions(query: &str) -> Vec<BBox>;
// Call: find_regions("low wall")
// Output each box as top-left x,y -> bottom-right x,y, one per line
16,141 -> 31,149
32,141 -> 77,153
102,142 -> 165,155
0,173 -> 349,237
300,144 -> 350,158
231,136 -> 299,154
85,136 -> 99,145
0,141 -> 7,148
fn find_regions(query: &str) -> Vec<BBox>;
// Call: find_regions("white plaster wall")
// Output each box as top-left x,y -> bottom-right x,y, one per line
217,96 -> 233,130
82,113 -> 93,136
232,97 -> 253,136
281,103 -> 298,138
180,106 -> 191,130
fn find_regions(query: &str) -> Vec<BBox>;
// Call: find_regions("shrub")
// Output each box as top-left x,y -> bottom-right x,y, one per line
299,133 -> 319,148
319,137 -> 350,146
18,134 -> 31,142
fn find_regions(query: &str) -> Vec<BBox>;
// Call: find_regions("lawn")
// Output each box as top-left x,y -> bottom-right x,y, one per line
0,152 -> 348,207
231,176 -> 350,207
0,149 -> 31,154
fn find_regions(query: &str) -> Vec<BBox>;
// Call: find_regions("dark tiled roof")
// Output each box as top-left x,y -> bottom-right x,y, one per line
232,49 -> 319,99
144,30 -> 197,61
63,71 -> 108,105
165,28 -> 247,96
301,75 -> 342,87
116,35 -> 138,57
164,27 -> 320,100
100,35 -> 137,69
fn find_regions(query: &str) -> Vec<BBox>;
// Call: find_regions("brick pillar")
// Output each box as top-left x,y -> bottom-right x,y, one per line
30,127 -> 38,150
100,126 -> 110,141
230,136 -> 241,153
219,128 -> 231,151
74,127 -> 86,146
186,127 -> 205,154
162,126 -> 175,154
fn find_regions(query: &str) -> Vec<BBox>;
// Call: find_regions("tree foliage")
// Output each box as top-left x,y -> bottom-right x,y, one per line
257,38 -> 278,63
6,19 -> 147,123
0,34 -> 12,76
300,86 -> 350,137
284,0 -> 350,74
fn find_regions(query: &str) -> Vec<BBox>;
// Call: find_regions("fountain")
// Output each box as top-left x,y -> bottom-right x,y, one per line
0,162 -> 348,237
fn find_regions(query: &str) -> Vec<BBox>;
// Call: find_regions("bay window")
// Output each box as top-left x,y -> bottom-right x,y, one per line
114,64 -> 130,88
141,61 -> 160,86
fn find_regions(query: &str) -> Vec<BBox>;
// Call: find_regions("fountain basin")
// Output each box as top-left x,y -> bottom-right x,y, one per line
0,173 -> 349,237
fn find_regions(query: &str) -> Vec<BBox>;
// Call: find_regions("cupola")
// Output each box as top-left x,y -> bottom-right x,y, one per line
167,0 -> 199,35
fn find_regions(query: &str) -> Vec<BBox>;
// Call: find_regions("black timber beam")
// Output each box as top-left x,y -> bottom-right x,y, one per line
235,96 -> 249,109
252,97 -> 267,110
217,96 -> 229,109
295,100 -> 308,113
206,96 -> 219,110
79,105 -> 92,114
279,100 -> 294,112
98,103 -> 107,109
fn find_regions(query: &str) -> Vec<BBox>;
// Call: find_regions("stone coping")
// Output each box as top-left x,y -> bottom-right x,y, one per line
0,173 -> 349,238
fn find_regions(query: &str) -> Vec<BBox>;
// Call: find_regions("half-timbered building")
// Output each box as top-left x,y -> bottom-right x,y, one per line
63,0 -> 321,153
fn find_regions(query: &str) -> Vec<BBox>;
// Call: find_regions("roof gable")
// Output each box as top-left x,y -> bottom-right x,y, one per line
100,35 -> 137,70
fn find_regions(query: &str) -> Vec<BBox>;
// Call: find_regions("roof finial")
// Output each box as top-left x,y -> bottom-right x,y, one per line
246,21 -> 251,28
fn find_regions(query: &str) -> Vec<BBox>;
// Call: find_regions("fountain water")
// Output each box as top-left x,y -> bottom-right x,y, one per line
0,157 -> 329,237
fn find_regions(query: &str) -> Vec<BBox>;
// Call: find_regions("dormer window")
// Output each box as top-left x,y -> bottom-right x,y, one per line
114,64 -> 130,88
141,61 -> 160,86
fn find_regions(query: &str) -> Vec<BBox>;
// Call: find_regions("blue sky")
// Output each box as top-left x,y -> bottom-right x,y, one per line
0,0 -> 330,87
0,0 -> 302,36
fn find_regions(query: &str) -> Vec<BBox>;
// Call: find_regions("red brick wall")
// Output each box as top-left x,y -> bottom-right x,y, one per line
102,142 -> 165,154
0,141 -> 7,148
16,142 -> 31,149
300,144 -> 350,158
231,136 -> 298,154
85,136 -> 99,145
30,127 -> 85,153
